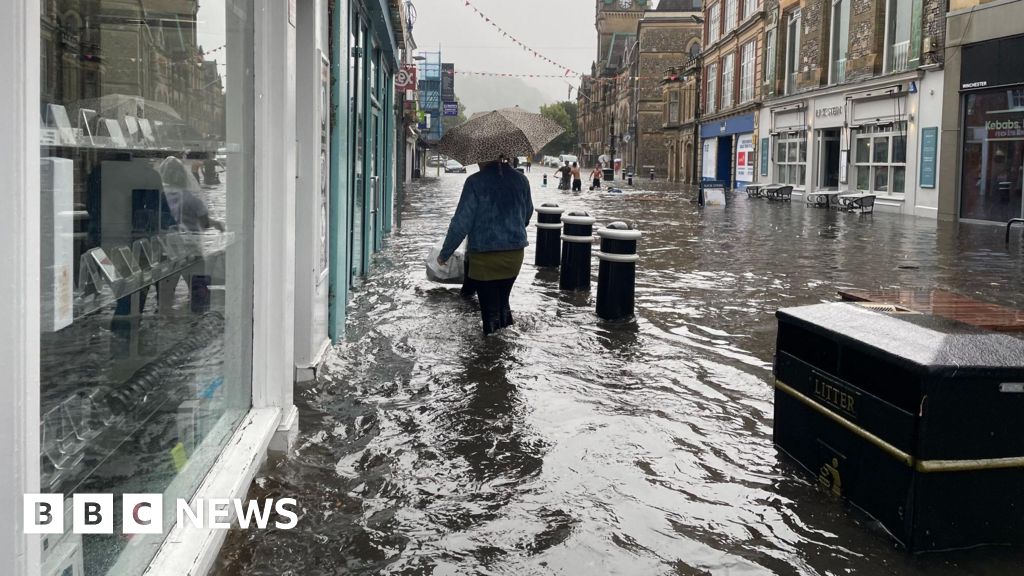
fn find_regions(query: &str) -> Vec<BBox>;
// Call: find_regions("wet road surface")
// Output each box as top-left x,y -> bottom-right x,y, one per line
216,171 -> 1024,575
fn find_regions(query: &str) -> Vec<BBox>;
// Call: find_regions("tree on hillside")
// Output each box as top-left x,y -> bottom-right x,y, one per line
539,101 -> 578,157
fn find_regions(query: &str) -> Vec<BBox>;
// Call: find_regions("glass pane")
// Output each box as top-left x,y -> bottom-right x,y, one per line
798,164 -> 806,185
798,139 -> 807,161
874,165 -> 889,192
777,141 -> 785,162
892,166 -> 906,194
788,141 -> 798,162
892,134 -> 907,163
38,1 -> 254,573
856,138 -> 870,163
856,165 -> 870,190
873,136 -> 889,163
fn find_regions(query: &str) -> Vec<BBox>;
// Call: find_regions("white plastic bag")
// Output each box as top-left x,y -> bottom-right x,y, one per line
425,239 -> 467,284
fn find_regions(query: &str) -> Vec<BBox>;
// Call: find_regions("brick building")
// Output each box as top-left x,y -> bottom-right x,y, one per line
698,0 -> 766,189
661,58 -> 702,183
755,0 -> 946,215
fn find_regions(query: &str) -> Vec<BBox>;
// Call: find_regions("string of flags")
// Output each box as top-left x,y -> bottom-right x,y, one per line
455,70 -> 579,79
457,0 -> 579,77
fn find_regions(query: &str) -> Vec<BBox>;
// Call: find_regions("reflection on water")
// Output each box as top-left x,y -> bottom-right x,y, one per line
217,174 -> 1024,575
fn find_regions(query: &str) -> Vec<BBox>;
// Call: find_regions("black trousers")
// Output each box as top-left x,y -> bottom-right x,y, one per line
572,178 -> 582,191
475,277 -> 516,335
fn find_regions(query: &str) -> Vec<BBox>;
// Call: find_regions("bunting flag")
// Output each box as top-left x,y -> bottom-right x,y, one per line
456,0 -> 579,77
451,69 -> 689,83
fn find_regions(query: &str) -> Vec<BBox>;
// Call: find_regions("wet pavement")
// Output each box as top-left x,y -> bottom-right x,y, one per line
216,170 -> 1024,575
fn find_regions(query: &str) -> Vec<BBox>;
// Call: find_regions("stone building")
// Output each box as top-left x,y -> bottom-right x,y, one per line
577,0 -> 701,179
755,0 -> 946,216
661,58 -> 702,183
938,0 -> 1024,224
698,0 -> 766,189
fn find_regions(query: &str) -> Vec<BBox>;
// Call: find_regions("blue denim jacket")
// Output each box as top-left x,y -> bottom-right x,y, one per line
440,163 -> 534,260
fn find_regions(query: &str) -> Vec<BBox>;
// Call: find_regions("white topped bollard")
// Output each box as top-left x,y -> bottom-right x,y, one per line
535,203 -> 565,267
559,211 -> 597,291
595,222 -> 641,320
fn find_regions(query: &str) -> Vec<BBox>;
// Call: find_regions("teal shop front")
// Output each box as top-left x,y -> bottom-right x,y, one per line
329,0 -> 400,341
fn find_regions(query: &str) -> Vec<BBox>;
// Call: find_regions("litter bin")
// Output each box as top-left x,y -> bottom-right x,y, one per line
773,302 -> 1024,551
602,168 -> 614,182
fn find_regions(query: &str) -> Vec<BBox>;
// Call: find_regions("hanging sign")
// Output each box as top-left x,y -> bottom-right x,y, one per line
396,65 -> 418,91
760,137 -> 769,176
441,63 -> 455,101
443,102 -> 459,116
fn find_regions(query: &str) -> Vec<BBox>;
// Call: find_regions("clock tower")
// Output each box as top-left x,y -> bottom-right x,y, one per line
595,0 -> 649,71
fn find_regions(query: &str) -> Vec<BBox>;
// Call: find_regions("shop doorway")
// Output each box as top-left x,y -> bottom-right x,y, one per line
349,18 -> 365,286
717,136 -> 733,189
818,128 -> 841,189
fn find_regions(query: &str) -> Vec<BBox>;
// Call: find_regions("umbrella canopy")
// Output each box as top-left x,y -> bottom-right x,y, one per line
437,107 -> 563,166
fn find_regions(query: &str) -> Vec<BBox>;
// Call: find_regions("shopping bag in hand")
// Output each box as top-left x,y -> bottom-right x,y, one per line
425,239 -> 466,284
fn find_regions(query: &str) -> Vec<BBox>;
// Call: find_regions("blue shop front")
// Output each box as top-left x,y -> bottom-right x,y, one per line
700,113 -> 757,190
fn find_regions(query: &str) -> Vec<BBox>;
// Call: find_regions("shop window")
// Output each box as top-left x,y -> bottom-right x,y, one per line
740,41 -> 756,103
830,0 -> 849,84
706,62 -> 718,114
708,3 -> 721,45
721,53 -> 735,109
853,122 -> 908,195
960,89 -> 1024,222
775,131 -> 807,186
37,1 -> 254,574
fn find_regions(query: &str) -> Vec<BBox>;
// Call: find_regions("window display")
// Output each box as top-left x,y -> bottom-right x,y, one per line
853,122 -> 907,195
960,88 -> 1024,222
775,131 -> 807,186
38,1 -> 254,574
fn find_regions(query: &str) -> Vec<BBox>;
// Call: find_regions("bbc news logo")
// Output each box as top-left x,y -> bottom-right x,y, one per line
24,494 -> 298,534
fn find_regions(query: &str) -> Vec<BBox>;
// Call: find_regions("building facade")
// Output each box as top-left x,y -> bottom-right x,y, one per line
7,0 -> 409,575
699,0 -> 766,189
755,0 -> 946,215
939,0 -> 1024,224
661,58 -> 702,184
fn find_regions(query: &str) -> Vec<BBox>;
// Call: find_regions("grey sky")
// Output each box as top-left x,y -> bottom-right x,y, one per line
410,0 -> 603,104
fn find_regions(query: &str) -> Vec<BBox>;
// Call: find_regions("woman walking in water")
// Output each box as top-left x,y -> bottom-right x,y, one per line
437,156 -> 534,335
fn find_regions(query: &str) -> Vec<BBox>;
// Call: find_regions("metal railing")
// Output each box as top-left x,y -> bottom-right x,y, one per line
831,58 -> 846,84
889,41 -> 910,73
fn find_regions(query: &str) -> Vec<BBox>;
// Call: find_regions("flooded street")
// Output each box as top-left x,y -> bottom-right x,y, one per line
217,171 -> 1024,575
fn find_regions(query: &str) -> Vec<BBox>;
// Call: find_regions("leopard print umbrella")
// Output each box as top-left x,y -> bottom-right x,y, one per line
436,107 -> 564,166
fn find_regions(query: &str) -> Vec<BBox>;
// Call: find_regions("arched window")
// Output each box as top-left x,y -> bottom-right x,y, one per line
689,42 -> 701,59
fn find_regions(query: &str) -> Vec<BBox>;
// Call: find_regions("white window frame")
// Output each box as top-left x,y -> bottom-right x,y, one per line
721,53 -> 735,109
829,0 -> 849,84
667,90 -> 681,124
744,0 -> 757,20
784,9 -> 801,95
725,0 -> 738,33
775,131 -> 807,186
884,0 -> 912,73
853,122 -> 908,195
764,27 -> 776,85
708,3 -> 721,45
706,62 -> 718,114
740,41 -> 755,103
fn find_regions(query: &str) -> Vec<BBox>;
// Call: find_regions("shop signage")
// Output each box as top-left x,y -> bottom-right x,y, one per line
986,117 -> 1024,139
396,65 -> 418,91
441,63 -> 455,101
760,137 -> 769,176
735,134 -> 755,182
702,139 -> 717,179
443,102 -> 459,116
919,127 -> 938,188
815,105 -> 843,118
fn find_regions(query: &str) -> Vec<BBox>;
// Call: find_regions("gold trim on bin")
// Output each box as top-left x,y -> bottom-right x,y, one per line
774,380 -> 1024,473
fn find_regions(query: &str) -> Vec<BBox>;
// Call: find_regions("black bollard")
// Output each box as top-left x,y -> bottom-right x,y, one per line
542,174 -> 548,188
627,172 -> 633,186
595,221 -> 641,320
559,211 -> 596,291
535,203 -> 565,267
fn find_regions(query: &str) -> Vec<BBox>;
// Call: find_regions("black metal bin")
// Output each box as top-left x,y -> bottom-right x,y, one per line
773,302 -> 1024,552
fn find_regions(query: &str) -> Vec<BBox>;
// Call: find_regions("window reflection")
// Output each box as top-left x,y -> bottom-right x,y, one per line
960,88 -> 1024,222
38,1 -> 253,574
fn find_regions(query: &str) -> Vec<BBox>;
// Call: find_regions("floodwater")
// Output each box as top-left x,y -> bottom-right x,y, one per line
216,170 -> 1024,575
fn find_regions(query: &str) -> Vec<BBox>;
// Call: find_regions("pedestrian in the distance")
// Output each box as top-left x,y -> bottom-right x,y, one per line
437,156 -> 533,335
590,165 -> 602,190
554,161 -> 571,190
571,162 -> 582,192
